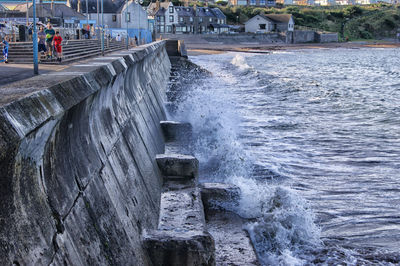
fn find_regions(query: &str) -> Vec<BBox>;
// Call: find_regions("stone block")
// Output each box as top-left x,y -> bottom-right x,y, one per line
156,154 -> 198,179
160,121 -> 192,142
143,230 -> 215,266
200,183 -> 241,214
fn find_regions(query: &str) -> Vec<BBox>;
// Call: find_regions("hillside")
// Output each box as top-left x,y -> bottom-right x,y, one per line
215,4 -> 400,40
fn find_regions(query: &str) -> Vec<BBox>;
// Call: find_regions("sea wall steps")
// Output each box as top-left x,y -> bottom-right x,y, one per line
8,39 -> 127,64
165,54 -> 260,266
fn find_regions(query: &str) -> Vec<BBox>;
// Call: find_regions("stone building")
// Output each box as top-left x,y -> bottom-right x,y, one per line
245,14 -> 294,33
151,2 -> 228,34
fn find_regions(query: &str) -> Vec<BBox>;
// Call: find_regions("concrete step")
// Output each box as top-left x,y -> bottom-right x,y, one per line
199,183 -> 259,265
200,183 -> 241,214
8,46 -> 125,64
206,212 -> 259,266
160,120 -> 192,142
143,186 -> 215,266
156,154 -> 198,181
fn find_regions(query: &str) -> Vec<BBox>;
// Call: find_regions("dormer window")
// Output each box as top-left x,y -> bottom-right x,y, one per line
169,6 -> 173,13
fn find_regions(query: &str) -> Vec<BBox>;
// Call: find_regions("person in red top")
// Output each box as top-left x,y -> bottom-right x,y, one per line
53,31 -> 63,62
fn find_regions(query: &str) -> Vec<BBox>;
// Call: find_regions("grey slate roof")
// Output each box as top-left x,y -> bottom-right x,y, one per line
13,3 -> 86,19
175,6 -> 194,17
195,7 -> 214,17
212,8 -> 226,19
68,0 -> 125,14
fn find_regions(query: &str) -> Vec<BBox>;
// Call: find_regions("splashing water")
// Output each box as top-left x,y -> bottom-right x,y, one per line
169,53 -> 323,265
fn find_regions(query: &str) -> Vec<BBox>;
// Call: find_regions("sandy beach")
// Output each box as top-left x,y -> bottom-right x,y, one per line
187,41 -> 400,55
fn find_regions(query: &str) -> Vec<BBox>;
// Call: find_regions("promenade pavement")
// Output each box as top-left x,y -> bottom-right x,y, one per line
0,64 -> 68,86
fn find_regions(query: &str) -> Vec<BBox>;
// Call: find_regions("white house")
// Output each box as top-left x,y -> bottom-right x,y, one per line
245,14 -> 294,33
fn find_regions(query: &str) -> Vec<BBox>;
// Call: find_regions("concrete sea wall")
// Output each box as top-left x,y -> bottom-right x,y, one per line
0,41 -> 170,265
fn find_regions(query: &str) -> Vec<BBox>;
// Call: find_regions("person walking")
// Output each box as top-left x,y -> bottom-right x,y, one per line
1,35 -> 9,63
37,27 -> 47,62
53,31 -> 63,62
44,23 -> 55,59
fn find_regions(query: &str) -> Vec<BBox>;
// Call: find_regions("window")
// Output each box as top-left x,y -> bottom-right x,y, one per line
237,0 -> 247,4
157,16 -> 161,22
160,16 -> 165,22
201,26 -> 205,31
179,17 -> 183,22
167,25 -> 172,32
126,12 -> 131,22
112,15 -> 117,22
199,17 -> 203,22
209,17 -> 212,22
157,25 -> 161,32
169,15 -> 174,22
259,24 -> 266,29
250,0 -> 256,4
189,17 -> 193,22
169,6 -> 173,13
259,0 -> 266,4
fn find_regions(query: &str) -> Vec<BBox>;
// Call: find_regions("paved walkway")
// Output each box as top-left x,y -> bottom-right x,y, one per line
0,63 -> 69,86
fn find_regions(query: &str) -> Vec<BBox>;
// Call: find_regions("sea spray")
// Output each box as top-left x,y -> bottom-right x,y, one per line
169,53 -> 322,265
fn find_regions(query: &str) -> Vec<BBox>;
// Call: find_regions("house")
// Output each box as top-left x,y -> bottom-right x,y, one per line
275,0 -> 294,4
68,0 -> 147,29
229,0 -> 276,7
244,14 -> 294,33
148,1 -> 176,33
67,0 -> 150,42
151,2 -> 227,34
292,0 -> 315,4
1,2 -> 85,29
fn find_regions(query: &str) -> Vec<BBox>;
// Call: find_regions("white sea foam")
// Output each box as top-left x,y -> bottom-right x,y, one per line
171,53 -> 322,265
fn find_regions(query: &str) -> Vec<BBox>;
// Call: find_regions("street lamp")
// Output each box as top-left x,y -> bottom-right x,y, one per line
126,0 -> 129,49
135,0 -> 143,45
101,0 -> 104,55
33,0 -> 38,74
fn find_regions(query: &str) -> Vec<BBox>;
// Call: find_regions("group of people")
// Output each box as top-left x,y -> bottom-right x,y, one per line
37,23 -> 63,62
1,22 -> 63,64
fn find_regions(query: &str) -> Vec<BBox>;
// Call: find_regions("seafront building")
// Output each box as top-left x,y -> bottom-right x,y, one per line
67,0 -> 150,42
149,1 -> 228,34
244,13 -> 294,33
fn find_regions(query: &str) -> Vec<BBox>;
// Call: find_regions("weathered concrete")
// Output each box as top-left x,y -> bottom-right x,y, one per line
0,41 -> 170,265
200,182 -> 241,215
207,212 -> 259,266
143,185 -> 215,266
156,153 -> 199,180
160,120 -> 192,142
315,32 -> 339,43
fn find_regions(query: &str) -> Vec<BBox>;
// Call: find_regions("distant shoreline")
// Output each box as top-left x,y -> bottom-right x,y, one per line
187,41 -> 400,56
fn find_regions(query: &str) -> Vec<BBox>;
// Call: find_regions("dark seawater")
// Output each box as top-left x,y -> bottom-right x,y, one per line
170,48 -> 400,265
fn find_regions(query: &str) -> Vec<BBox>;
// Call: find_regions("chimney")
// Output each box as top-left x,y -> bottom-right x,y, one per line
78,0 -> 81,13
184,0 -> 189,7
156,0 -> 160,10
